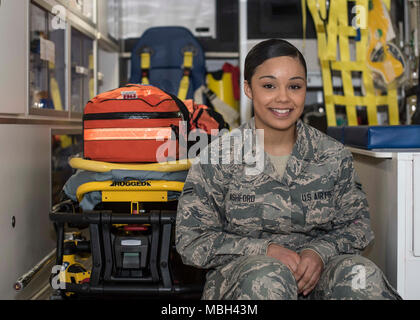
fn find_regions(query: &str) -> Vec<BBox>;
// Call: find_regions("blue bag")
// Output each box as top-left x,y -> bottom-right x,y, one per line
129,26 -> 206,100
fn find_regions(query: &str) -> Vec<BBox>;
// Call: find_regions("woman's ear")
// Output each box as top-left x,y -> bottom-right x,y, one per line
244,80 -> 253,100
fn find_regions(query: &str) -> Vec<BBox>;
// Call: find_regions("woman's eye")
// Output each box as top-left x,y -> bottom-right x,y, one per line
263,83 -> 275,89
290,84 -> 302,90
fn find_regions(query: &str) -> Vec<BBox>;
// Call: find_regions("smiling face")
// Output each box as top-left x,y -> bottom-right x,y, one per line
244,56 -> 307,133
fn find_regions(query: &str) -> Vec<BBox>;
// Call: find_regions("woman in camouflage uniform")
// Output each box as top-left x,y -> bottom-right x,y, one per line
175,39 -> 401,300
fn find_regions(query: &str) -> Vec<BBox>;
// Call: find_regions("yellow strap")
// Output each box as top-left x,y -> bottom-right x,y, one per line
337,25 -> 357,37
183,51 -> 193,69
141,53 -> 151,69
326,0 -> 338,60
178,52 -> 193,100
331,61 -> 366,71
178,76 -> 190,101
338,0 -> 358,126
141,53 -> 150,85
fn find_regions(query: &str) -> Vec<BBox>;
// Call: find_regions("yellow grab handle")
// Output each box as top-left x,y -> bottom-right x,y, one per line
69,157 -> 192,173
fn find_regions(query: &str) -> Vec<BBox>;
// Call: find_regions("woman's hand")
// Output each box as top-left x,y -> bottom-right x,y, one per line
294,249 -> 324,296
266,245 -> 324,296
266,243 -> 301,276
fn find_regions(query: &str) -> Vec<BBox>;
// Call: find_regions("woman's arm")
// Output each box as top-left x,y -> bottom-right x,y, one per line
301,148 -> 375,266
175,162 -> 272,269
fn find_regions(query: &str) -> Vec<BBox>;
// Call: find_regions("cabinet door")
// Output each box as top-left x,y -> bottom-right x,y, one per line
0,0 -> 27,114
98,48 -> 119,93
71,27 -> 94,113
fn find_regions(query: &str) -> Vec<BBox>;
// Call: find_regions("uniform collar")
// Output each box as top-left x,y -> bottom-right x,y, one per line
241,118 -> 312,182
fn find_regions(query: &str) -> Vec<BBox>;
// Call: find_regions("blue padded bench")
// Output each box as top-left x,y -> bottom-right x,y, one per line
328,125 -> 420,149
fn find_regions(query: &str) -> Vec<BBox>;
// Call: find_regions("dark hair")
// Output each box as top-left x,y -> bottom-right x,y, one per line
244,39 -> 307,83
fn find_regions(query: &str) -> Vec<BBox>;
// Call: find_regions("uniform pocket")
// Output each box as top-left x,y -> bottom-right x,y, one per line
225,188 -> 263,236
301,189 -> 335,225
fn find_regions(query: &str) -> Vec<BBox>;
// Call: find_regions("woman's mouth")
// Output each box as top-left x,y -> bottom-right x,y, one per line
270,108 -> 293,118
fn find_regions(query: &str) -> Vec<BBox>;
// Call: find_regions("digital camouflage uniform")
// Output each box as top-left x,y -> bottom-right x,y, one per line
175,118 -> 401,300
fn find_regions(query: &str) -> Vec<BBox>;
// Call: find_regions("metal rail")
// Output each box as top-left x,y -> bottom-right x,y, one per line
14,249 -> 56,292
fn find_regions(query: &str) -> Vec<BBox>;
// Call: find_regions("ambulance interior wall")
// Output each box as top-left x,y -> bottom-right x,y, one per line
0,0 -> 55,299
0,124 -> 56,299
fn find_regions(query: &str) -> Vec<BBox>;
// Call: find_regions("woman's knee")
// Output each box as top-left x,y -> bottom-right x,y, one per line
326,255 -> 401,300
232,255 -> 298,300
331,255 -> 381,283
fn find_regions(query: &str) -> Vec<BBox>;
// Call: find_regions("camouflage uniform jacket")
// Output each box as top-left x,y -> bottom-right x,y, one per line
175,118 -> 375,270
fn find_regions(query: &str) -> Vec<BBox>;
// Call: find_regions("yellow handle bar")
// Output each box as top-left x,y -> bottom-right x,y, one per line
76,180 -> 185,203
69,157 -> 192,173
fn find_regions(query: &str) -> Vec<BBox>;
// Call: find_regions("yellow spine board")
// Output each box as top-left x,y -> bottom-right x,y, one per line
305,0 -> 399,126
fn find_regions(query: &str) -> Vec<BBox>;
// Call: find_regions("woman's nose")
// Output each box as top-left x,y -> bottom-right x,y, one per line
274,87 -> 290,103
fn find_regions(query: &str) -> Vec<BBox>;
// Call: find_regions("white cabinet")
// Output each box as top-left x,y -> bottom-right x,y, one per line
116,0 -> 216,39
0,0 -> 28,114
351,148 -> 420,300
